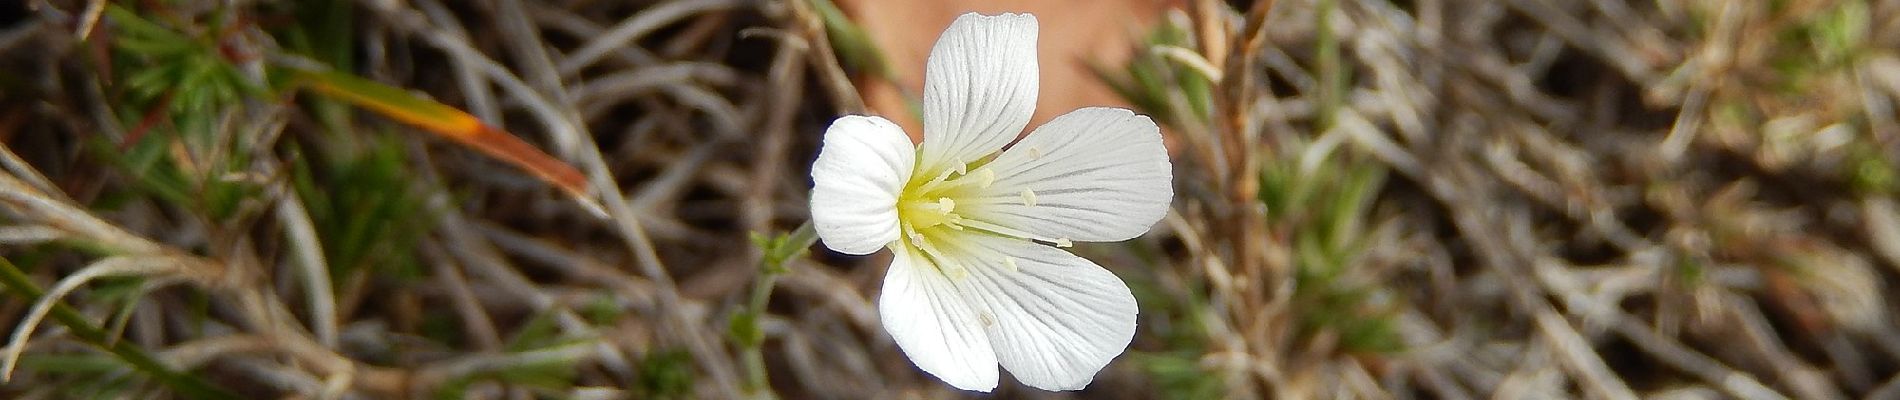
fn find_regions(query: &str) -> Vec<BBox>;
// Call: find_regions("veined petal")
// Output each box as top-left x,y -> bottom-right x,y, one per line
934,232 -> 1138,391
918,13 -> 1040,175
811,115 -> 914,255
881,243 -> 1000,392
967,107 -> 1172,242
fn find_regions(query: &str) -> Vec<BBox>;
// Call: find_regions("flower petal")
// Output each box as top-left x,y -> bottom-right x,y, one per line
810,115 -> 914,255
935,232 -> 1138,391
967,107 -> 1172,242
918,13 -> 1040,175
880,244 -> 1000,391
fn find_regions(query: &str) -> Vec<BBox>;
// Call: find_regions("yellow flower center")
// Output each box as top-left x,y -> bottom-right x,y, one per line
900,197 -> 960,230
893,158 -> 1074,279
897,163 -> 993,234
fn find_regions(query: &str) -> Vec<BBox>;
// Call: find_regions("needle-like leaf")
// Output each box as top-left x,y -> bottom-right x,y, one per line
289,68 -> 603,217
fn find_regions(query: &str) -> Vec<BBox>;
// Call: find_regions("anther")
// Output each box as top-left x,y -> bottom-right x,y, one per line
974,168 -> 996,188
1020,189 -> 1038,206
945,264 -> 969,280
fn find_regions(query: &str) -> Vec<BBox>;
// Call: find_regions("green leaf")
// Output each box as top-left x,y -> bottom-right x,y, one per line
727,312 -> 764,348
636,349 -> 695,400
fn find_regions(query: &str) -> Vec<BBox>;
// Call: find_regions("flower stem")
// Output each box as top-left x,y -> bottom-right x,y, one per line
0,257 -> 237,399
733,221 -> 816,399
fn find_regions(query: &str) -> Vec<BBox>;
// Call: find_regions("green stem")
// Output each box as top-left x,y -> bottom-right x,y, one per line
735,221 -> 816,399
1315,0 -> 1344,132
0,257 -> 238,399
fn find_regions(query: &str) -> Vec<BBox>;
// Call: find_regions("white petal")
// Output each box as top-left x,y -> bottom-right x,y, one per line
967,107 -> 1173,242
880,244 -> 999,392
810,115 -> 914,255
918,13 -> 1040,175
935,233 -> 1138,391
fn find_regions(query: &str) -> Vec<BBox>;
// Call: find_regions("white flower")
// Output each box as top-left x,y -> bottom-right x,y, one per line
808,12 -> 1173,392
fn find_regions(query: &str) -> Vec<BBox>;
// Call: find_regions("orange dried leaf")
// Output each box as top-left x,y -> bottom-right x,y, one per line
292,69 -> 599,215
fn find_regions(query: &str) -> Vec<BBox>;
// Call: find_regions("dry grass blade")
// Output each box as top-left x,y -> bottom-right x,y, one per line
0,256 -> 184,380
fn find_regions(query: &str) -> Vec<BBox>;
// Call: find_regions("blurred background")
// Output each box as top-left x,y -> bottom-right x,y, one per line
1,0 -> 1899,398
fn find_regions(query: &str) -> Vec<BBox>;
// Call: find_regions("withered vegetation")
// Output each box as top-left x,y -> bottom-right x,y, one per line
0,0 -> 1898,399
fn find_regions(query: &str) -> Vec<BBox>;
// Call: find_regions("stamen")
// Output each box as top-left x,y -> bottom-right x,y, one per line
1003,257 -> 1020,272
958,219 -> 1064,245
1020,189 -> 1037,206
1053,238 -> 1073,248
912,165 -> 963,194
907,233 -> 967,280
901,197 -> 957,229
902,223 -> 925,244
913,167 -> 995,197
